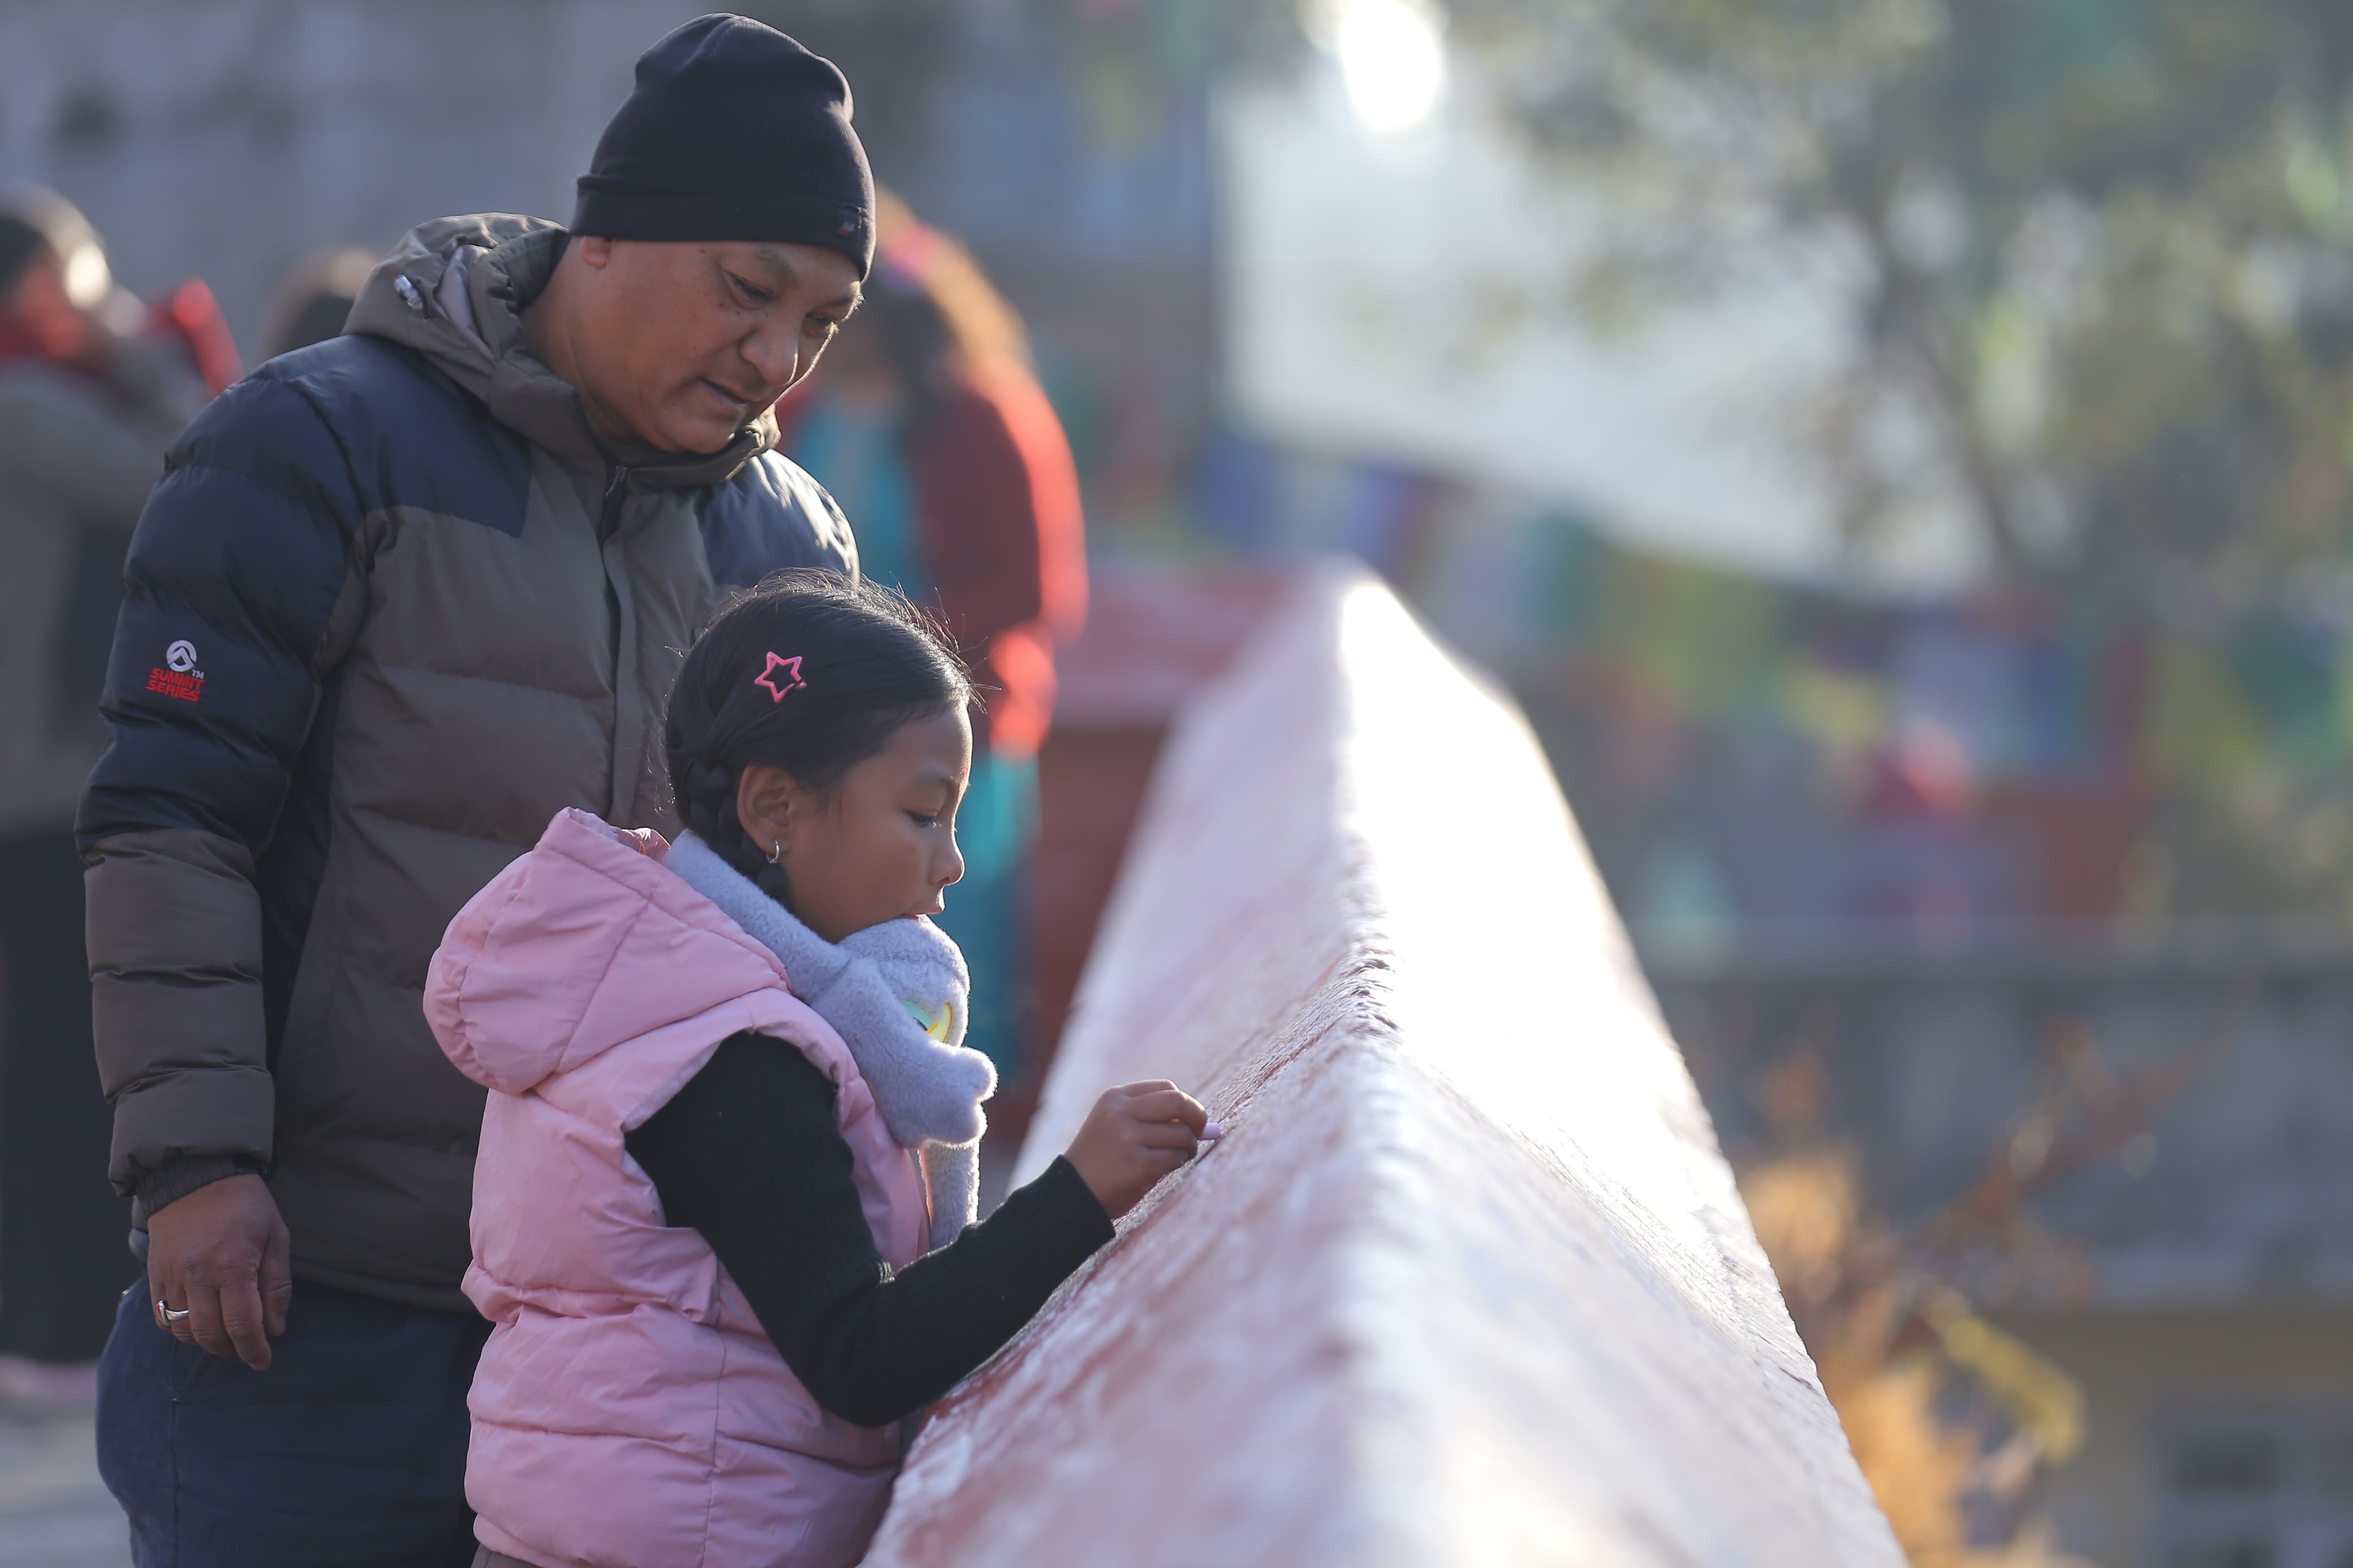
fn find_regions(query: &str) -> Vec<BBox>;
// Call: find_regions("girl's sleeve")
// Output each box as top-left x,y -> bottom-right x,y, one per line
625,1031 -> 1114,1428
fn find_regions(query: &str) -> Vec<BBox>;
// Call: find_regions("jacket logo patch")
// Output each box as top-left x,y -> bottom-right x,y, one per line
149,640 -> 205,702
146,668 -> 203,703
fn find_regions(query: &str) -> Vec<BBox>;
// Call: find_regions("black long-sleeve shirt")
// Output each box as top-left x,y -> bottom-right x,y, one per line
624,1031 -> 1114,1428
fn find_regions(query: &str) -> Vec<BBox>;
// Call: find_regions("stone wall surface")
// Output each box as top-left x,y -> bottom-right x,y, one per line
865,563 -> 1903,1567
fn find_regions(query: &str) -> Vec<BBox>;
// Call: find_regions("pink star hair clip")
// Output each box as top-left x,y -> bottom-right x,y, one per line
755,652 -> 808,703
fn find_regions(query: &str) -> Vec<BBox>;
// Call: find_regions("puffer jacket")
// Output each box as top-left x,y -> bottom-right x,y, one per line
77,214 -> 859,1310
0,335 -> 206,835
429,809 -> 930,1568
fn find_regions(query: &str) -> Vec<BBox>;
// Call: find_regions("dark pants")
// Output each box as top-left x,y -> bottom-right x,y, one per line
0,824 -> 136,1362
97,1277 -> 492,1567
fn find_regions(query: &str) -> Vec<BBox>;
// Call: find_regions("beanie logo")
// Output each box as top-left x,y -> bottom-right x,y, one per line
837,205 -> 867,237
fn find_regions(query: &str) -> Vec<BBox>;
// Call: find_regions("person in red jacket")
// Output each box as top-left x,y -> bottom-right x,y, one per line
0,187 -> 223,1403
778,190 -> 1084,1077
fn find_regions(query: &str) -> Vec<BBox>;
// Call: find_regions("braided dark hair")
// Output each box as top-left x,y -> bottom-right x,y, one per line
666,570 -> 971,895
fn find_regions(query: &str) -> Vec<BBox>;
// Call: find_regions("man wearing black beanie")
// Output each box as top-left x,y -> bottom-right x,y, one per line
82,16 -> 878,1566
531,12 -> 877,457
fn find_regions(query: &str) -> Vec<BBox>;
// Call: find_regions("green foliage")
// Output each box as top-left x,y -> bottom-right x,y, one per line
1425,0 -> 2353,601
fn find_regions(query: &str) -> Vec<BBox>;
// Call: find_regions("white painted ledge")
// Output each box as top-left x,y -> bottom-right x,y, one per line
866,561 -> 1901,1568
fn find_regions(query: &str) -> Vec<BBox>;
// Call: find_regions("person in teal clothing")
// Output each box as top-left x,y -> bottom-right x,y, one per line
779,190 -> 1087,1079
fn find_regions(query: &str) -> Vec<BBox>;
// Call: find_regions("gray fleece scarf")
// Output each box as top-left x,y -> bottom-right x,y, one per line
664,833 -> 996,1251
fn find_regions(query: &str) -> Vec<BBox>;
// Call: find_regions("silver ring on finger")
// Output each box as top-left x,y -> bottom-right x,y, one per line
154,1299 -> 191,1328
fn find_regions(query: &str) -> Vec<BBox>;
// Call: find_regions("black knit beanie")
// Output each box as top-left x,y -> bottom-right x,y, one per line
574,14 -> 875,277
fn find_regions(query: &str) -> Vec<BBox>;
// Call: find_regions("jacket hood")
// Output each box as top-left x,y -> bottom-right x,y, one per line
426,808 -> 792,1098
344,213 -> 773,486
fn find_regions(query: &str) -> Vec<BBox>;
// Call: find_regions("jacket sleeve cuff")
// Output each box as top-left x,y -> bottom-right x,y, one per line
106,1061 -> 278,1198
131,1155 -> 265,1228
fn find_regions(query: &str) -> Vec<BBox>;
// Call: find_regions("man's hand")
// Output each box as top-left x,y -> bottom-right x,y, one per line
146,1173 -> 292,1370
1063,1081 -> 1211,1221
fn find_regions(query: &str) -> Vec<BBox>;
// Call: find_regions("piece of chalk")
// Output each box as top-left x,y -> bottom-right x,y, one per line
1200,1121 -> 1225,1142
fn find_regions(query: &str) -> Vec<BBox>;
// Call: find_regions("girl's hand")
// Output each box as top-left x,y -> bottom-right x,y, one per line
1064,1081 -> 1212,1220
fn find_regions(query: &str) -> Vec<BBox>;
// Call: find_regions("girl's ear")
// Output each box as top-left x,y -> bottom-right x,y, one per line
735,763 -> 805,858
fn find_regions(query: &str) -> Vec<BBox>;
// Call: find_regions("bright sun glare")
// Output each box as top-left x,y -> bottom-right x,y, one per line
1326,0 -> 1446,135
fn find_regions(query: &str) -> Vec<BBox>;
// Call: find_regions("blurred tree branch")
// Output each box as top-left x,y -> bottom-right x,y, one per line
1738,1013 -> 2215,1565
1397,0 -> 2353,599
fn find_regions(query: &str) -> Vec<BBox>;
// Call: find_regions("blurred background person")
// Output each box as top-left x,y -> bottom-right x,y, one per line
258,245 -> 377,361
778,189 -> 1085,1081
0,185 -> 217,1405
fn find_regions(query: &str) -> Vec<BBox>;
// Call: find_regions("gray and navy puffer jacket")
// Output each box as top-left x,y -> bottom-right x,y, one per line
76,214 -> 858,1311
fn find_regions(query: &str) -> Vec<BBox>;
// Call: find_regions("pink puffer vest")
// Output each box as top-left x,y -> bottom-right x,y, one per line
425,809 -> 931,1568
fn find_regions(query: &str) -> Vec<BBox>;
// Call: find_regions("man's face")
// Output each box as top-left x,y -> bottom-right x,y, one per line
566,236 -> 861,456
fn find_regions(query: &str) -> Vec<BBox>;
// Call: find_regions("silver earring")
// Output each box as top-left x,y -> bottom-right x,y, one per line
765,840 -> 783,866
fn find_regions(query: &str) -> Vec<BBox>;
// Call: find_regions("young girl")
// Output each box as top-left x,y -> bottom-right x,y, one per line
425,572 -> 1210,1568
